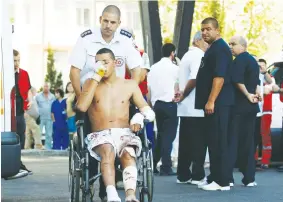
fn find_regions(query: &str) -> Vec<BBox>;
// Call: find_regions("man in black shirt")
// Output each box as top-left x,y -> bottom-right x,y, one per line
228,36 -> 259,186
195,17 -> 234,191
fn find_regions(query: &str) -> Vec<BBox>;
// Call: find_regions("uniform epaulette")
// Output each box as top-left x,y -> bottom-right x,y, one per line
120,29 -> 132,38
81,29 -> 92,38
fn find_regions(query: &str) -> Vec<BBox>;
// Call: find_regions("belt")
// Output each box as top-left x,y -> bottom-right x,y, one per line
156,100 -> 175,104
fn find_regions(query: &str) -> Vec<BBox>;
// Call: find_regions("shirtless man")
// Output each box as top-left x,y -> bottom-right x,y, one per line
76,48 -> 155,202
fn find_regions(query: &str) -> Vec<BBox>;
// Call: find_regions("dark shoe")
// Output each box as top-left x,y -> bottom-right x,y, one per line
20,163 -> 33,175
277,166 -> 283,172
153,168 -> 159,175
159,169 -> 177,176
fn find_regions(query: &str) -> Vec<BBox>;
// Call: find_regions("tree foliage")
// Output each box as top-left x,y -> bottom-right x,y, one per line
44,46 -> 63,94
158,0 -> 282,57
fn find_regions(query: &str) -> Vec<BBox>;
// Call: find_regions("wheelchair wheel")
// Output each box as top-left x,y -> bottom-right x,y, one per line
74,163 -> 81,202
139,188 -> 149,202
146,150 -> 154,202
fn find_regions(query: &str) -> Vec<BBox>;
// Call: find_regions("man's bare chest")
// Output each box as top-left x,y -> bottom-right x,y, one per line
93,84 -> 132,107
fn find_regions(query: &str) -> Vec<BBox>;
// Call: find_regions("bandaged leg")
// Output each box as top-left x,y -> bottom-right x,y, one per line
123,166 -> 139,202
120,147 -> 139,202
123,165 -> 138,192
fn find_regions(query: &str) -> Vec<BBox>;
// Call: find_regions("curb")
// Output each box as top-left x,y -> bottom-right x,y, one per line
21,149 -> 69,157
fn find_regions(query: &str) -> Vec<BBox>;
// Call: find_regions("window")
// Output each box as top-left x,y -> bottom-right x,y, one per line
76,8 -> 90,27
84,9 -> 90,27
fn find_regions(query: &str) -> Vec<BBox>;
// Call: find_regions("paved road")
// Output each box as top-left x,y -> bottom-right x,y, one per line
2,156 -> 283,202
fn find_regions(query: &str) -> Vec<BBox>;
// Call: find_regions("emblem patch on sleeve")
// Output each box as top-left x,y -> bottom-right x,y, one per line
81,29 -> 92,38
120,29 -> 132,38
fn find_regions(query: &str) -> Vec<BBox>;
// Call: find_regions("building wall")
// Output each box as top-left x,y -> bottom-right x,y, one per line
9,0 -> 143,90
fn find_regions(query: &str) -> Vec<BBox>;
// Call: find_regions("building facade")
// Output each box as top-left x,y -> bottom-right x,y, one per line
9,0 -> 143,89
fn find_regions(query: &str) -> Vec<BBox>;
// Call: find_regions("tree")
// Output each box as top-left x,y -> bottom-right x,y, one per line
158,0 -> 178,43
44,46 -> 63,93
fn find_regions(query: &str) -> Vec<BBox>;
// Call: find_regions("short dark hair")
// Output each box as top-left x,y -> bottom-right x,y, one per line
55,88 -> 64,98
201,17 -> 219,29
96,48 -> 115,60
258,58 -> 267,64
102,5 -> 121,18
13,49 -> 19,56
162,43 -> 176,57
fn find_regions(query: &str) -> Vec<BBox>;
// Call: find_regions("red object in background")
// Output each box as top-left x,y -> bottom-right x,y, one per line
10,68 -> 31,132
125,50 -> 148,95
10,87 -> 16,132
280,82 -> 283,102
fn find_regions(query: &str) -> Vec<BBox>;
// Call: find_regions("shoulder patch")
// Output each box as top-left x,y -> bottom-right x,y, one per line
81,29 -> 92,38
120,29 -> 132,38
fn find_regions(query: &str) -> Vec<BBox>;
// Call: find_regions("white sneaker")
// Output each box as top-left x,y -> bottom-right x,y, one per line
245,182 -> 257,187
176,179 -> 192,184
198,180 -> 208,188
229,182 -> 234,187
201,181 -> 230,191
191,177 -> 207,185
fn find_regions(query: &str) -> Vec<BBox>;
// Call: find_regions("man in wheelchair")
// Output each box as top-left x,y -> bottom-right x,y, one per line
76,48 -> 155,202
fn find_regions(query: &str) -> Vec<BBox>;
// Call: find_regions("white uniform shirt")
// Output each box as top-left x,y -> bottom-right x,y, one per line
257,73 -> 265,117
69,27 -> 142,85
147,58 -> 179,106
177,47 -> 204,117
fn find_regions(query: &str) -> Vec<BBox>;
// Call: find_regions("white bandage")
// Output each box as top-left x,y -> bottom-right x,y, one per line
123,166 -> 137,192
130,113 -> 144,128
80,62 -> 106,85
140,106 -> 155,122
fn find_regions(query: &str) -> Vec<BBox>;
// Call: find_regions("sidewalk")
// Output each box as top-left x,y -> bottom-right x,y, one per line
21,149 -> 68,157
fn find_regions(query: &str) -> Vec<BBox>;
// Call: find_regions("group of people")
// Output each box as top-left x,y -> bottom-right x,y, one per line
66,3 -> 283,202
12,49 -> 78,157
12,2 -> 283,202
167,18 -> 283,191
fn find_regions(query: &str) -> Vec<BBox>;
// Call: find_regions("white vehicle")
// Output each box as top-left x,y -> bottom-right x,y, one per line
268,61 -> 283,162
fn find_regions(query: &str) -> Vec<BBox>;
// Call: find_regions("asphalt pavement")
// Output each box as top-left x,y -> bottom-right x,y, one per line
1,156 -> 283,202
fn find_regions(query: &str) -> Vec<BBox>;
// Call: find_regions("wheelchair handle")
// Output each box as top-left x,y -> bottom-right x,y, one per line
76,120 -> 84,127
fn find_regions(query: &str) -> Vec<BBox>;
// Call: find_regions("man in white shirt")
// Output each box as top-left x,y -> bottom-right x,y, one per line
68,5 -> 145,201
174,31 -> 208,184
147,43 -> 179,175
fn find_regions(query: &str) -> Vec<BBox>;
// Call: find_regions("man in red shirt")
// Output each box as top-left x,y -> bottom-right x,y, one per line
258,59 -> 282,170
11,49 -> 33,174
122,28 -> 155,147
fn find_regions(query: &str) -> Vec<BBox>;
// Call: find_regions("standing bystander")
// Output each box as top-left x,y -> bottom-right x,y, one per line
36,82 -> 55,150
195,18 -> 234,191
147,43 -> 179,176
51,89 -> 69,150
174,31 -> 208,185
11,49 -> 33,174
228,36 -> 259,187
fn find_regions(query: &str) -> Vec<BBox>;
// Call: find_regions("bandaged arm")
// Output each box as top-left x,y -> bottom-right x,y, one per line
76,62 -> 106,112
130,106 -> 155,128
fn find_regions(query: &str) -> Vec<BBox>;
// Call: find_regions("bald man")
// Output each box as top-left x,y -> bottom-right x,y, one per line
228,35 -> 259,187
69,5 -> 146,201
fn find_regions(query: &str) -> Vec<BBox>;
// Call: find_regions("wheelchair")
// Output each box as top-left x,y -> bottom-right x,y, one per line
68,119 -> 154,202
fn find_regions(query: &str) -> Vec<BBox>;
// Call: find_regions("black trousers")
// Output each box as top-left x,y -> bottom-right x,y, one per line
16,114 -> 26,149
228,113 -> 256,185
153,101 -> 178,173
177,117 -> 206,181
254,116 -> 262,155
205,106 -> 231,187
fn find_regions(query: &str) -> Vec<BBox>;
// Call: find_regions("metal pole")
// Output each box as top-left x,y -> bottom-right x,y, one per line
139,1 -> 162,65
173,0 -> 195,59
